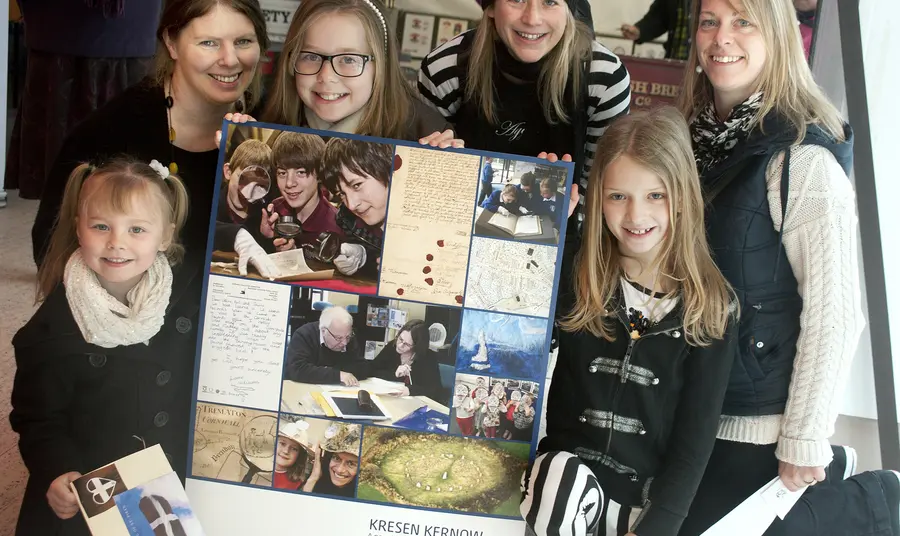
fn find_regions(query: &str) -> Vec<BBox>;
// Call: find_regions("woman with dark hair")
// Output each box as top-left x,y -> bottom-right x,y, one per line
31,0 -> 272,274
370,319 -> 445,403
303,422 -> 361,498
13,3 -> 268,535
319,137 -> 394,276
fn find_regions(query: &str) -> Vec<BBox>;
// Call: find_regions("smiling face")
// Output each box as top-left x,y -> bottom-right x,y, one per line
76,180 -> 172,301
601,155 -> 670,265
328,451 -> 359,488
294,12 -> 376,124
338,165 -> 387,227
488,0 -> 568,64
276,436 -> 301,471
696,0 -> 766,114
276,166 -> 318,210
165,4 -> 261,107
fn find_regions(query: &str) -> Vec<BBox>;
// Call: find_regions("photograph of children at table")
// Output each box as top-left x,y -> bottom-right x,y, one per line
209,128 -> 395,293
279,291 -> 460,431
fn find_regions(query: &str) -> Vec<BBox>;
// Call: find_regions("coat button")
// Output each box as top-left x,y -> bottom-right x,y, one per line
154,412 -> 170,427
156,371 -> 172,386
639,429 -> 646,435
165,452 -> 174,465
651,378 -> 660,385
756,341 -> 764,348
578,415 -> 587,423
87,353 -> 107,368
588,365 -> 598,373
175,317 -> 192,334
671,330 -> 681,338
630,475 -> 638,482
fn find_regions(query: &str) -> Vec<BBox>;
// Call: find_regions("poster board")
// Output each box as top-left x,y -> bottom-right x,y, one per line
185,122 -> 575,535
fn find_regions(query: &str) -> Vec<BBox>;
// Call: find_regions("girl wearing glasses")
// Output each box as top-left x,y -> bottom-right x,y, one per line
370,320 -> 446,403
262,0 -> 462,147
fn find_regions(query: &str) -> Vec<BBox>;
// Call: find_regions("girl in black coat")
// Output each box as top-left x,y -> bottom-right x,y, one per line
11,159 -> 191,536
521,107 -> 737,536
370,319 -> 445,404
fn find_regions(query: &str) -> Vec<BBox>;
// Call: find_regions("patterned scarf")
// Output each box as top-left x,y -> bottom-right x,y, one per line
64,249 -> 173,348
691,92 -> 764,175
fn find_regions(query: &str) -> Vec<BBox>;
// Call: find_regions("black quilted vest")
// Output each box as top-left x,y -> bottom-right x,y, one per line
702,116 -> 853,416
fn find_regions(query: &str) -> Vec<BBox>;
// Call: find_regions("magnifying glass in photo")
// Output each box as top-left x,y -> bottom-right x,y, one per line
236,164 -> 271,205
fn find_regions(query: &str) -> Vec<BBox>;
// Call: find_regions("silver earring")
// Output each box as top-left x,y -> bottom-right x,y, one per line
695,65 -> 703,73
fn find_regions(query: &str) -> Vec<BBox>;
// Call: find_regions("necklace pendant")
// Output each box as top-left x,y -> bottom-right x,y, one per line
168,162 -> 178,174
630,330 -> 641,340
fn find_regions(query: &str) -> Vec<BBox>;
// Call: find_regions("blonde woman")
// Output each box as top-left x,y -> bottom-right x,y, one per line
417,0 -> 630,294
677,0 -> 899,534
262,0 -> 458,144
522,107 -> 737,536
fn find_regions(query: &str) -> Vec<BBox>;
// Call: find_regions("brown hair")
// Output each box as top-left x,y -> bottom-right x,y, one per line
37,158 -> 190,302
520,172 -> 536,188
467,6 -> 593,125
320,138 -> 393,194
501,183 -> 518,199
540,177 -> 558,191
678,0 -> 844,144
272,132 -> 327,173
228,139 -> 272,172
561,106 -> 734,345
155,0 -> 270,110
397,319 -> 430,357
262,0 -> 418,139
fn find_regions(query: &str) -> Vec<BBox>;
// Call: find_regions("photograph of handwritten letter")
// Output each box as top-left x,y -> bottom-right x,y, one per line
379,146 -> 480,307
197,275 -> 291,411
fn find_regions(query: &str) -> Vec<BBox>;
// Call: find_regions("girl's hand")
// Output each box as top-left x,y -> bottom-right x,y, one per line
537,152 -> 573,163
215,113 -> 258,145
568,185 -> 580,218
260,204 -> 277,239
779,461 -> 825,492
47,472 -> 81,519
273,237 -> 296,252
304,445 -> 323,490
419,130 -> 465,149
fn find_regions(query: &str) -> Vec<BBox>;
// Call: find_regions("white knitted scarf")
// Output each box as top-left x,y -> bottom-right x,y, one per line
63,249 -> 173,348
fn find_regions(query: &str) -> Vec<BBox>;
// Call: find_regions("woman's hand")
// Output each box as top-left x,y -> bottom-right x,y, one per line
303,445 -> 324,492
419,130 -> 465,149
215,113 -> 258,145
537,152 -> 573,163
388,385 -> 410,397
395,364 -> 412,379
46,472 -> 81,519
567,185 -> 580,218
778,461 -> 825,492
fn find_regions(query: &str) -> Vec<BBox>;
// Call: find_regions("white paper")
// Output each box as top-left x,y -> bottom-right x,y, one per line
197,275 -> 291,410
700,477 -> 807,536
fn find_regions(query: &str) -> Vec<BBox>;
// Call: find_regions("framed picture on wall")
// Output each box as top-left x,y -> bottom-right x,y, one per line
435,17 -> 470,47
400,12 -> 436,58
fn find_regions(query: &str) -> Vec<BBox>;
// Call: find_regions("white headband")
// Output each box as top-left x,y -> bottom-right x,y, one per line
361,0 -> 388,52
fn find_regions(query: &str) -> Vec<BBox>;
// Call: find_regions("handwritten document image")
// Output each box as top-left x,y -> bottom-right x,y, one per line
379,146 -> 480,307
192,403 -> 277,487
464,238 -> 557,318
197,275 -> 291,411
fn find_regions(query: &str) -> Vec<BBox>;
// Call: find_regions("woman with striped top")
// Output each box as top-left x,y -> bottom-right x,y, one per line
417,0 -> 631,211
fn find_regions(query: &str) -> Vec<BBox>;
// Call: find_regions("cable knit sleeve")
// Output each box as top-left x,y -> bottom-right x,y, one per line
766,145 -> 865,467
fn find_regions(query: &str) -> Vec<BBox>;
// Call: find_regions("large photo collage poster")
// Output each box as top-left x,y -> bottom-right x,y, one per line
184,122 -> 574,535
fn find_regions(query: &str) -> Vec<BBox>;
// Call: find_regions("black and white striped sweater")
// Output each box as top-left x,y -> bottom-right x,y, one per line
416,30 -> 631,209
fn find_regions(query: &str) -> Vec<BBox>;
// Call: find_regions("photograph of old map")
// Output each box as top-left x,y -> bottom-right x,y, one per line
463,237 -> 557,318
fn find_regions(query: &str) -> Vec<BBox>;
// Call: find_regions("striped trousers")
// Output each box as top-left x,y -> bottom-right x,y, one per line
521,451 -> 642,536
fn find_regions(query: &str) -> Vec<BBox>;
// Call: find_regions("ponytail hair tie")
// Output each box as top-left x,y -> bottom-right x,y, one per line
149,159 -> 170,181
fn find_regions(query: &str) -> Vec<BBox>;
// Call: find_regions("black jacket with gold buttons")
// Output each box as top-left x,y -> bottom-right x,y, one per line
9,251 -> 203,536
540,291 -> 737,536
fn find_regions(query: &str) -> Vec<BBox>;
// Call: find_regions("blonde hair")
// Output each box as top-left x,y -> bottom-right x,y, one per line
37,159 -> 190,302
501,184 -> 518,199
561,107 -> 734,345
228,139 -> 272,172
678,0 -> 844,144
262,0 -> 417,140
154,0 -> 269,111
467,7 -> 594,125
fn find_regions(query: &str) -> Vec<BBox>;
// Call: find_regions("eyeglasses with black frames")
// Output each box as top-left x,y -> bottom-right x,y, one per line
293,51 -> 375,78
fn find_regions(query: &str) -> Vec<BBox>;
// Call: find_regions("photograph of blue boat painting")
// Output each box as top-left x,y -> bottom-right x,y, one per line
455,310 -> 548,380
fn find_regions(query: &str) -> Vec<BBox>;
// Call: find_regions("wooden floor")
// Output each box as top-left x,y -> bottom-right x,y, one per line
0,195 -> 39,535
